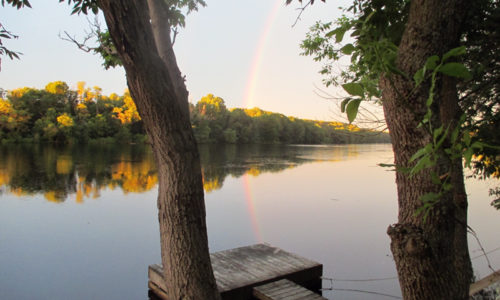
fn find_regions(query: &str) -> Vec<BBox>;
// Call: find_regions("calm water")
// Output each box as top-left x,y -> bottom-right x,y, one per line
0,143 -> 498,300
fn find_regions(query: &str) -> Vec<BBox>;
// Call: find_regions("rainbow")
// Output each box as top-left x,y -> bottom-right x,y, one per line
243,174 -> 263,242
242,0 -> 283,109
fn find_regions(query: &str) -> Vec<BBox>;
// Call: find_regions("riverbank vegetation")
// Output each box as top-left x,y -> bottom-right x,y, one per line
0,82 -> 390,145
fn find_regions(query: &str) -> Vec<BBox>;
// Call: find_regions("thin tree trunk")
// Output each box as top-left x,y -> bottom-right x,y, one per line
381,0 -> 472,299
99,1 -> 220,299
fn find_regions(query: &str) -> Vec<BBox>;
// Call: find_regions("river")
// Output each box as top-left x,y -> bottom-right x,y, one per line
0,143 -> 498,300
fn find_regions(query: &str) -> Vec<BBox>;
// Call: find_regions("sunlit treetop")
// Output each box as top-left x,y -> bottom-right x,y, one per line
45,81 -> 69,95
56,113 -> 74,127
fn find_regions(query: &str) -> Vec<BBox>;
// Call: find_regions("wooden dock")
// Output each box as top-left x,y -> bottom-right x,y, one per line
469,269 -> 500,296
253,279 -> 327,300
148,243 -> 323,300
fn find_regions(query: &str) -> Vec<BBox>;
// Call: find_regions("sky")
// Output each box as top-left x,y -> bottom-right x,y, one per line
0,0 -> 361,122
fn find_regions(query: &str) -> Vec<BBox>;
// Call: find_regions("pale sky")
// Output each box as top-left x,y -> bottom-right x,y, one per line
0,0 -> 360,122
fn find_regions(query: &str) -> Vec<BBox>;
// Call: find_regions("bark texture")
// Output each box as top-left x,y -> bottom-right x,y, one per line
381,1 -> 472,299
99,1 -> 220,299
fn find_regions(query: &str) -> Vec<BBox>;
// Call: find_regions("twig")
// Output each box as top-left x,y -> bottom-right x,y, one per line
59,31 -> 93,52
291,0 -> 313,27
467,224 -> 500,276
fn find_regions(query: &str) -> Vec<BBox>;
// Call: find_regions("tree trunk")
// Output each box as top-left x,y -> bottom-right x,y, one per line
381,0 -> 472,299
99,1 -> 221,299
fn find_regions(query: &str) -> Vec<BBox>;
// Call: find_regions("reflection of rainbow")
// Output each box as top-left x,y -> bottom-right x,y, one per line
243,174 -> 263,242
243,0 -> 282,109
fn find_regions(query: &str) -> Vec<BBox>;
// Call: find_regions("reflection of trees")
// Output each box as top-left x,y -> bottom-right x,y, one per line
198,144 -> 359,192
0,144 -> 157,203
0,143 -> 363,202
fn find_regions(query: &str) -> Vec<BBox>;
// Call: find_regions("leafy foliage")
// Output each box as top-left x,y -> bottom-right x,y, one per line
58,0 -> 207,68
1,82 -> 143,144
459,0 -> 500,184
0,1 -> 32,69
0,23 -> 22,70
1,0 -> 31,9
190,94 -> 390,145
1,83 -> 390,145
298,0 -> 500,210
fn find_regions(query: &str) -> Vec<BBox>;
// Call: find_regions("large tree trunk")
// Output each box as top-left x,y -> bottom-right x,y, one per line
99,1 -> 221,299
381,0 -> 473,299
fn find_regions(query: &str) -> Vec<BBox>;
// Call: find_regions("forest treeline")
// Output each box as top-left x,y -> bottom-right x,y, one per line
0,81 -> 390,144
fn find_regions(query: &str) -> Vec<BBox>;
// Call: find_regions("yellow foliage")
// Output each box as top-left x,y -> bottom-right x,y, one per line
476,155 -> 500,178
0,169 -> 10,186
56,156 -> 73,175
45,81 -> 69,95
76,189 -> 84,204
10,87 -> 33,98
110,159 -> 157,193
247,168 -> 261,176
76,81 -> 86,97
203,178 -> 221,192
11,187 -> 29,196
244,108 -> 265,117
44,191 -> 64,203
57,113 -> 74,127
76,102 -> 88,112
0,98 -> 12,114
108,93 -> 120,101
112,93 -> 140,124
347,124 -> 360,132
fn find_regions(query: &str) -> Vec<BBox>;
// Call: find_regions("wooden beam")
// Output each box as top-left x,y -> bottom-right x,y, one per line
253,279 -> 327,300
470,269 -> 500,296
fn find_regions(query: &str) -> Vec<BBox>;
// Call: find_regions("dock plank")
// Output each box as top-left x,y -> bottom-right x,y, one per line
253,279 -> 327,300
469,269 -> 500,296
148,243 -> 323,300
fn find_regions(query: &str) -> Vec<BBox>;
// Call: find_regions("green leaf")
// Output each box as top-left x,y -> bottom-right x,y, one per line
410,143 -> 433,163
340,98 -> 350,113
470,141 -> 484,150
411,155 -> 433,175
325,27 -> 347,43
414,68 -> 425,86
430,173 -> 441,185
421,192 -> 440,204
335,28 -> 347,43
340,43 -> 355,55
435,126 -> 449,149
377,163 -> 396,168
438,63 -> 472,80
346,99 -> 361,123
442,46 -> 466,61
386,63 -> 408,78
351,51 -> 359,63
342,82 -> 364,97
425,55 -> 439,71
433,126 -> 444,143
450,126 -> 460,144
463,130 -> 471,146
464,148 -> 474,168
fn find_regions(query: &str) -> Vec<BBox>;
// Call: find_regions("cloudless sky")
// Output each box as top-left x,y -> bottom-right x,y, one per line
0,0 -> 358,122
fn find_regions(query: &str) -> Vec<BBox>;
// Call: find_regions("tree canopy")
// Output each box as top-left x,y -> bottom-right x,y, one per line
0,83 -> 390,145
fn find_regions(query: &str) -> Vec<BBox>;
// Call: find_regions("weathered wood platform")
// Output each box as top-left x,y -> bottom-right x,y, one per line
470,269 -> 500,296
148,243 -> 323,300
253,279 -> 327,300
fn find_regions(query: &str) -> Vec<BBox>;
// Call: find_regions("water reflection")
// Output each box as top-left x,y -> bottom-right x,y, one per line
0,144 -> 157,203
0,143 -> 363,202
